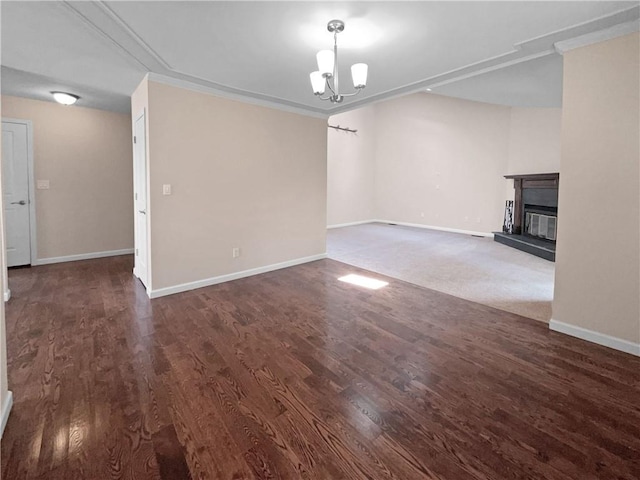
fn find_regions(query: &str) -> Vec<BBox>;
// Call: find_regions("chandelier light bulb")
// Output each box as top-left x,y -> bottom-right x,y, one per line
310,71 -> 326,94
316,50 -> 334,77
351,63 -> 368,89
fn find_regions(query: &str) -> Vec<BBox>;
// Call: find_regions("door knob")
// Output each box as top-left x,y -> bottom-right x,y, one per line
138,210 -> 146,215
11,200 -> 26,205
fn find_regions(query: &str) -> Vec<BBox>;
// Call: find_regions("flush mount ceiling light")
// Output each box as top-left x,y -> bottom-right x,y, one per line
51,92 -> 80,106
309,19 -> 368,104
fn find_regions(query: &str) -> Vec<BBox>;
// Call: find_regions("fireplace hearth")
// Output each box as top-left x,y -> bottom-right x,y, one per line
494,173 -> 559,261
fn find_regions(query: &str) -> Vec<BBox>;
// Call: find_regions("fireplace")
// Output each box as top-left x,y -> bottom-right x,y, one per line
494,173 -> 559,261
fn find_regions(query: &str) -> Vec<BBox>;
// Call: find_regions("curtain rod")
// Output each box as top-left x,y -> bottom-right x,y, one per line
328,124 -> 357,133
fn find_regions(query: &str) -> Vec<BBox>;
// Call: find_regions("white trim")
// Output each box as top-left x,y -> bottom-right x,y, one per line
93,2 -> 174,70
328,5 -> 640,116
149,253 -> 327,299
427,50 -> 555,91
76,1 -> 170,70
148,73 -> 329,120
327,220 -> 377,229
1,118 -> 38,266
4,289 -> 10,302
1,391 -> 13,438
549,319 -> 640,357
132,108 -> 150,292
33,248 -> 134,266
554,20 -> 640,54
375,220 -> 494,238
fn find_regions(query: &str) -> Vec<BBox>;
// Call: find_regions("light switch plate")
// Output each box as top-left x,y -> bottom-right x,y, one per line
162,184 -> 172,195
37,180 -> 50,189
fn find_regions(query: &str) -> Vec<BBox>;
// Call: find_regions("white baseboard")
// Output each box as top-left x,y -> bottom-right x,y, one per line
33,248 -> 134,266
4,289 -> 10,302
327,219 -> 377,229
375,219 -> 494,238
149,253 -> 328,299
1,391 -> 13,438
549,319 -> 640,357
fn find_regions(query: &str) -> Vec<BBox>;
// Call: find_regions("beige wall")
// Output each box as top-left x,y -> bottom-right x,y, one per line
507,108 -> 562,175
1,96 -> 133,260
145,81 -> 327,292
504,107 -> 562,200
553,32 -> 640,348
374,93 -> 511,234
327,106 -> 376,226
327,97 -> 563,235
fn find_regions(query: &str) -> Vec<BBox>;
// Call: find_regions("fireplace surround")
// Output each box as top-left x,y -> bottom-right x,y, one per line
494,173 -> 559,261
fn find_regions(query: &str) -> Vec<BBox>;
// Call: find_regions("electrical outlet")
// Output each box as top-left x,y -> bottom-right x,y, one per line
420,212 -> 425,218
232,247 -> 240,258
162,184 -> 172,195
476,217 -> 481,223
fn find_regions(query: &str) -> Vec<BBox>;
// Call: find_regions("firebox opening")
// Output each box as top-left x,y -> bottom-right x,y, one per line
524,204 -> 557,242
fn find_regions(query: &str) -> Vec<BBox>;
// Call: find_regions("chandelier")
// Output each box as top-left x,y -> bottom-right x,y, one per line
309,20 -> 368,104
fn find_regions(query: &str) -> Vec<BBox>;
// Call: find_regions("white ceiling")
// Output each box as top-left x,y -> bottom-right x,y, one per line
434,54 -> 564,108
1,1 -> 638,116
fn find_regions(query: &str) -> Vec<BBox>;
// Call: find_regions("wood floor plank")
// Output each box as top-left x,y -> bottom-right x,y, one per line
2,255 -> 640,479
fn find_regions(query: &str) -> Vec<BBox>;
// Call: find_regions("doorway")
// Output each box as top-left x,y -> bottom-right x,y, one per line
133,110 -> 149,289
1,119 -> 36,268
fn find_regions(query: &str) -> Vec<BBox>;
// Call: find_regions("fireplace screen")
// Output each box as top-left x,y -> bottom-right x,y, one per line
525,212 -> 557,241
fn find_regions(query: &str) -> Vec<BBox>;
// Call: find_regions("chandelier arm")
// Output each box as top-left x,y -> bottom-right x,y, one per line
325,78 -> 336,95
317,95 -> 332,101
340,89 -> 363,98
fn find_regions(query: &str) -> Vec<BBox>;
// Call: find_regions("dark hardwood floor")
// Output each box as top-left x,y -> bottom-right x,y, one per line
1,256 -> 639,479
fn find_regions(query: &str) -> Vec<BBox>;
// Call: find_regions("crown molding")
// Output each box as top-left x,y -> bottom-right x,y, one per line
327,48 -> 557,116
57,1 -> 149,71
56,2 -> 640,116
147,73 -> 329,119
328,6 -> 639,116
61,1 -> 330,118
95,1 -> 173,70
554,19 -> 640,54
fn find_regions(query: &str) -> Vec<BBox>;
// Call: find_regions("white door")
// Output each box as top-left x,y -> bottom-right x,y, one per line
2,121 -> 32,267
133,112 -> 149,287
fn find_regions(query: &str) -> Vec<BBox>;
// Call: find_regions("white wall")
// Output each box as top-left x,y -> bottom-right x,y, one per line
327,106 -> 376,226
552,32 -> 640,354
140,80 -> 328,295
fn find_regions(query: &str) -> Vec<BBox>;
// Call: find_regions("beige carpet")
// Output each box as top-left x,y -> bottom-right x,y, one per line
327,222 -> 554,322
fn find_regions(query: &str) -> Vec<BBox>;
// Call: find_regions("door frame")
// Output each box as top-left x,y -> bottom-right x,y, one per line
132,109 -> 150,293
1,118 -> 37,268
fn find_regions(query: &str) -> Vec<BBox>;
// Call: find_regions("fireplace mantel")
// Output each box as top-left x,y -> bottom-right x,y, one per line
505,173 -> 559,235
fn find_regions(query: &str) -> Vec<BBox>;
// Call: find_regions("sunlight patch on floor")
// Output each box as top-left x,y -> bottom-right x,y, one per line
338,274 -> 388,290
